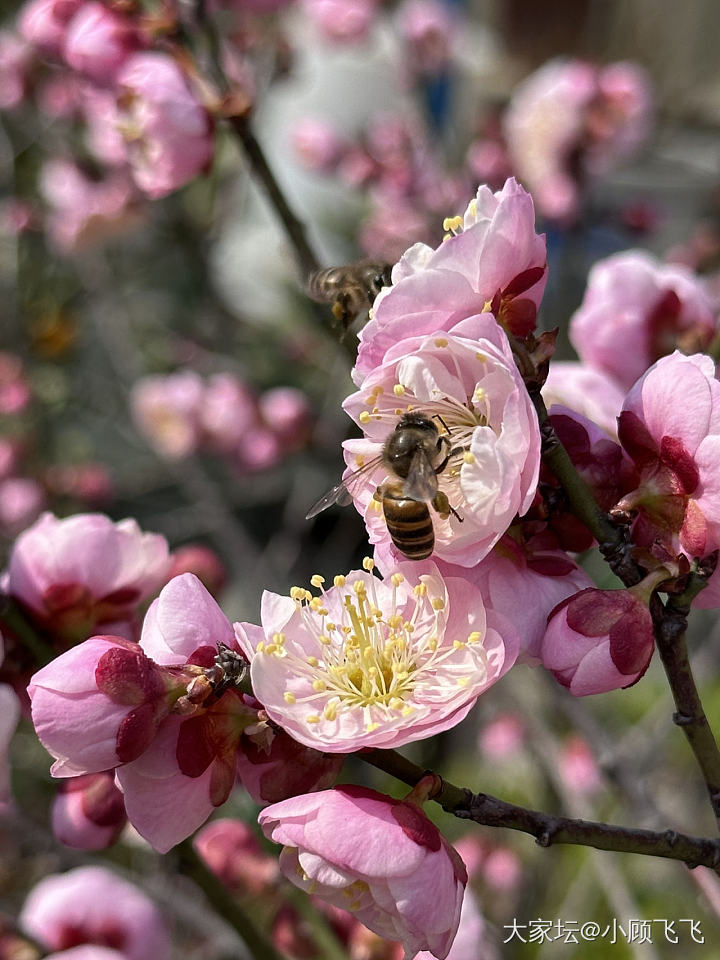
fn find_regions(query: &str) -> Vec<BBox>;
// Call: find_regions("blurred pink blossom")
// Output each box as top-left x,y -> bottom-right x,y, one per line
0,439 -> 19,481
6,511 -> 169,643
63,2 -> 141,83
199,372 -> 257,453
0,31 -> 33,109
19,866 -> 171,960
558,735 -> 603,796
542,587 -> 655,696
0,477 -> 45,534
167,544 -> 227,598
45,462 -> 114,505
234,424 -> 283,472
478,714 -> 525,761
300,0 -> 378,44
570,250 -> 717,393
39,158 -> 138,253
131,371 -> 204,460
193,818 -> 279,895
482,848 -> 521,895
18,0 -> 82,55
259,785 -> 467,959
115,52 -> 214,198
258,386 -> 312,449
51,771 -> 127,849
236,563 -> 516,753
37,70 -> 84,117
0,352 -> 31,415
396,0 -> 456,75
291,117 -> 345,172
82,86 -> 129,165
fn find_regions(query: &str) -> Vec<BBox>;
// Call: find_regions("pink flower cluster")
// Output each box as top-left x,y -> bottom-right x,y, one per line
0,352 -> 45,537
130,370 -> 311,470
504,59 -> 652,222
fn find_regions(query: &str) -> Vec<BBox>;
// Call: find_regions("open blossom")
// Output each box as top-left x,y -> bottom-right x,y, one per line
131,371 -> 205,460
570,251 -> 717,392
617,352 -> 720,563
235,562 -> 516,753
504,59 -> 651,222
63,2 -> 141,84
541,588 -> 655,696
51,771 -> 127,850
19,866 -> 171,960
115,53 -> 213,199
6,512 -> 169,643
355,178 -> 547,382
259,786 -> 467,959
343,314 -> 540,566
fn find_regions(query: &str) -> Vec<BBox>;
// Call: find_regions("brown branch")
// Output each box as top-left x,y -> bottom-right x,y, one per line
360,749 -> 720,872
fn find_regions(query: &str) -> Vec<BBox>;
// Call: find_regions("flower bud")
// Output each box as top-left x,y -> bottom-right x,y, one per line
541,588 -> 655,696
193,818 -> 278,896
51,772 -> 127,850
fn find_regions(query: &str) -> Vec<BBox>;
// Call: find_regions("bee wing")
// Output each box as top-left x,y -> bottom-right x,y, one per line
403,447 -> 439,501
305,453 -> 385,519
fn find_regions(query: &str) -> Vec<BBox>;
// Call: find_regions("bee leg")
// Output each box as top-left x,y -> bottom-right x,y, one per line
332,294 -> 353,328
432,491 -> 464,523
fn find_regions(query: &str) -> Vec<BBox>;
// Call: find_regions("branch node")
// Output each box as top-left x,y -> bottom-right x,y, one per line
535,829 -> 553,848
663,829 -> 679,847
673,711 -> 701,727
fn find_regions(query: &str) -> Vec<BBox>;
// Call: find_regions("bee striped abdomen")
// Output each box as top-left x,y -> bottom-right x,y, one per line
381,487 -> 434,560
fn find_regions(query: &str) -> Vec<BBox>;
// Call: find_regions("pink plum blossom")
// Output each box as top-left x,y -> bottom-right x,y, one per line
0,477 -> 45,534
19,865 -> 171,960
115,52 -> 214,199
291,117 -> 345,172
18,0 -> 82,55
570,251 -> 717,392
130,371 -> 205,460
300,0 -> 378,43
355,178 -> 547,381
396,0 -> 456,76
478,713 -> 524,760
258,386 -> 312,449
541,588 -> 655,696
504,59 -> 652,222
51,771 -> 127,849
558,735 -> 603,796
6,512 -> 169,643
167,544 -> 227,598
235,425 -> 283,472
259,785 -> 467,959
617,352 -> 720,564
198,372 -> 257,454
193,818 -> 279,895
0,351 -> 31,414
344,314 -> 540,566
63,2 -> 141,84
235,562 -> 517,753
39,158 -> 138,253
542,361 -> 625,438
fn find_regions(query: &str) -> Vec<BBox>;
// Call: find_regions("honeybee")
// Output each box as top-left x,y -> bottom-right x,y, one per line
306,412 -> 462,560
306,259 -> 393,331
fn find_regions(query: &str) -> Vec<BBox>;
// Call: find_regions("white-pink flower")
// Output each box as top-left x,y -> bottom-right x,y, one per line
235,562 -> 516,753
19,866 -> 171,960
355,178 -> 547,382
259,786 -> 467,959
115,52 -> 213,199
344,314 -> 540,567
130,371 -> 205,460
570,250 -> 717,392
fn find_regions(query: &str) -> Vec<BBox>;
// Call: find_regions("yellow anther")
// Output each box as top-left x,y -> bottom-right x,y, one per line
434,337 -> 448,348
372,406 -> 379,414
391,573 -> 404,587
312,678 -> 326,692
389,697 -> 404,710
393,383 -> 406,396
475,352 -> 487,362
467,631 -> 482,644
362,557 -> 374,571
395,408 -> 403,415
463,451 -> 476,464
442,215 -> 463,232
309,597 -> 323,611
404,622 -> 414,633
366,722 -> 380,732
323,702 -> 338,721
428,637 -> 438,651
431,597 -> 445,610
402,705 -> 415,716
334,575 -> 346,588
364,394 -> 376,405
326,622 -> 336,632
264,643 -> 278,655
353,581 -> 367,596
453,640 -> 465,649
307,656 -> 319,667
359,411 -> 371,424
290,586 -> 305,601
306,714 -> 320,724
256,641 -> 265,653
370,498 -> 382,512
467,198 -> 477,218
355,455 -> 365,468
482,299 -> 493,313
413,583 -> 428,596
318,634 -> 331,645
284,691 -> 296,704
310,574 -> 325,588
342,625 -> 352,634
387,614 -> 403,629
272,632 -> 286,645
457,677 -> 469,687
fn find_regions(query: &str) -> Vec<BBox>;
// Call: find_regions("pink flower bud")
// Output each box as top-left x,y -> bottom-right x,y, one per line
0,477 -> 45,535
558,735 -> 602,796
259,786 -> 467,959
237,725 -> 343,805
300,0 -> 378,43
19,866 -> 171,960
51,771 -> 127,849
167,544 -> 227,598
193,818 -> 279,895
0,31 -> 33,110
198,373 -> 256,454
541,588 -> 655,696
291,117 -> 344,172
63,2 -> 141,84
258,386 -> 311,449
115,53 -> 214,199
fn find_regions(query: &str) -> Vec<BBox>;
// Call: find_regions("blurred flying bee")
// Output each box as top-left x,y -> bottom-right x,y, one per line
306,412 -> 462,560
306,259 -> 393,332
